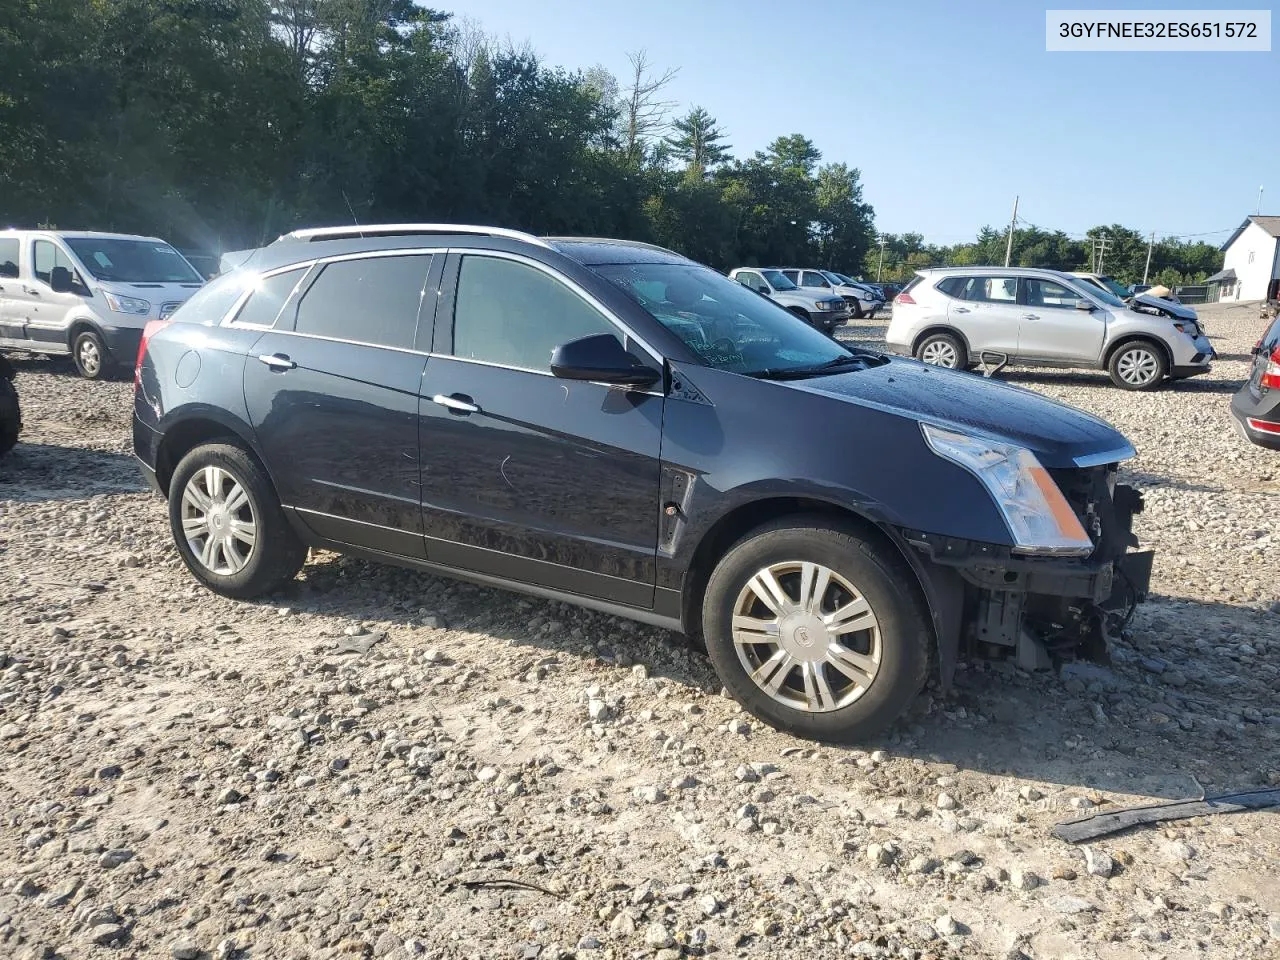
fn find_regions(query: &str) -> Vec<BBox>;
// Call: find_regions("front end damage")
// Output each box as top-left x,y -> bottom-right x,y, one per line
901,463 -> 1153,680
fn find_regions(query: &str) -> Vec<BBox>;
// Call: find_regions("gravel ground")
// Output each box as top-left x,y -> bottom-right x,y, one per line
1,300 -> 1278,960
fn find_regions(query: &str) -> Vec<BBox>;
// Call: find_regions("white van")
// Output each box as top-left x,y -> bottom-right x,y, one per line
0,230 -> 205,378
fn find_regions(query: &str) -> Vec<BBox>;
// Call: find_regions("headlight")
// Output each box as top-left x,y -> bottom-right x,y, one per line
103,292 -> 151,315
814,300 -> 832,311
921,424 -> 1093,556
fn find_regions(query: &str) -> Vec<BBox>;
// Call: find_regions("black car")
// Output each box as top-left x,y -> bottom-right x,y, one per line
133,224 -> 1153,741
0,355 -> 19,457
1231,312 -> 1280,450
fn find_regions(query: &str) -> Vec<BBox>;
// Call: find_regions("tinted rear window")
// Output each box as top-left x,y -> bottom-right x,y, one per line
230,268 -> 307,328
170,270 -> 246,324
294,254 -> 431,349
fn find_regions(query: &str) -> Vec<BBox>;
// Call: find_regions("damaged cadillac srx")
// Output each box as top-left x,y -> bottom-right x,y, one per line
133,225 -> 1154,741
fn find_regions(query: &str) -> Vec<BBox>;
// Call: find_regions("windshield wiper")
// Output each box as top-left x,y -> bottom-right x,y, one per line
745,354 -> 871,380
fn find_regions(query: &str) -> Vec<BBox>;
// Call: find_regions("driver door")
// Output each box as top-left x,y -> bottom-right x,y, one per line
1015,277 -> 1106,363
417,252 -> 665,608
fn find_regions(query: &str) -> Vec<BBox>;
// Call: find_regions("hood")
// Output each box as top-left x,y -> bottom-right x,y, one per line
1131,293 -> 1197,321
781,288 -> 842,307
97,280 -> 202,300
789,356 -> 1133,469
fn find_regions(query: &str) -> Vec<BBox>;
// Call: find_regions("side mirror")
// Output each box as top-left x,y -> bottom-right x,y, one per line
1074,299 -> 1095,311
550,333 -> 660,387
755,285 -> 770,295
49,266 -> 75,293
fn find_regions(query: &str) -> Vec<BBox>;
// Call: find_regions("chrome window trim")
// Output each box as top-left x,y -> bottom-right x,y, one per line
249,326 -> 430,357
446,247 -> 665,370
426,352 -> 664,399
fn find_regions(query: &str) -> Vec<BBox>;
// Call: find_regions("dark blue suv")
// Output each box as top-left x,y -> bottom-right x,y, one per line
133,224 -> 1153,741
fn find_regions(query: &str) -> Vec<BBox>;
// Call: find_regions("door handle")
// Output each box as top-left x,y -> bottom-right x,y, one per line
1022,313 -> 1040,320
432,393 -> 479,414
953,307 -> 970,313
258,353 -> 296,370
24,287 -> 40,296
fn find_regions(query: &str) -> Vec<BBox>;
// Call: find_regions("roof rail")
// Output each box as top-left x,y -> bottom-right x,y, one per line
273,223 -> 554,249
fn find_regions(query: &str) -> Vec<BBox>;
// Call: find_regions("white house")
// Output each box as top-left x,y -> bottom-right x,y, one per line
1211,215 -> 1280,302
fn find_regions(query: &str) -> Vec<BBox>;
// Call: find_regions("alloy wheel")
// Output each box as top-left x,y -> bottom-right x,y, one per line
180,465 -> 257,575
77,337 -> 101,377
731,560 -> 882,713
920,340 -> 959,367
1116,347 -> 1160,386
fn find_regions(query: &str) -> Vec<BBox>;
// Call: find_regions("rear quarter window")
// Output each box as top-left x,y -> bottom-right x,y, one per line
169,271 -> 247,324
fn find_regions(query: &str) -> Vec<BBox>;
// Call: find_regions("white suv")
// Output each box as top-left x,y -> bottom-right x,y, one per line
885,266 -> 1215,390
0,230 -> 205,378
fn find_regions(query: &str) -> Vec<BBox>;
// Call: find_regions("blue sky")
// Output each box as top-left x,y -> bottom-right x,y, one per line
445,0 -> 1276,246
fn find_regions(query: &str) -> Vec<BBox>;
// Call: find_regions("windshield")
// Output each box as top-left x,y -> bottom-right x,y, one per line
64,238 -> 202,283
760,269 -> 797,290
820,271 -> 848,286
595,262 -> 864,376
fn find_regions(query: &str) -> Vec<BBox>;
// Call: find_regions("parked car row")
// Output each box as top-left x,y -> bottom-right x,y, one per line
886,266 -> 1215,390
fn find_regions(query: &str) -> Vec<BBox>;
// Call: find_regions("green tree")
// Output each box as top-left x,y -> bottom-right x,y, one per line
665,106 -> 731,173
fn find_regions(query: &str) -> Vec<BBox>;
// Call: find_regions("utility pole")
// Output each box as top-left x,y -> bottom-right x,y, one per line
876,237 -> 887,281
1142,231 -> 1155,285
1259,185 -> 1265,214
1092,234 -> 1112,275
1003,196 -> 1019,267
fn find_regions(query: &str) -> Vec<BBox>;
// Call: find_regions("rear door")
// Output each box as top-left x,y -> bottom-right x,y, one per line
417,251 -> 664,607
942,275 -> 1021,355
1015,277 -> 1105,363
243,251 -> 440,558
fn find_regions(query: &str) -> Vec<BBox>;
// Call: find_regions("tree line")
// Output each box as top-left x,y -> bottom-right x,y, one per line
868,225 -> 1223,289
1,1 -> 1224,286
0,1 -> 874,273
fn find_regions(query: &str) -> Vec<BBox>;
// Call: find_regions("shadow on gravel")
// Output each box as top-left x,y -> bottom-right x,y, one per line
273,553 -> 1279,805
1121,469 -> 1225,494
0,442 -> 145,501
5,354 -> 131,381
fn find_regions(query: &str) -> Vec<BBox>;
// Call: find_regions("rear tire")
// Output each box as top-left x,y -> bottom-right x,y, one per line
72,329 -> 109,380
168,442 -> 307,599
915,331 -> 966,369
1107,340 -> 1166,390
701,517 -> 931,743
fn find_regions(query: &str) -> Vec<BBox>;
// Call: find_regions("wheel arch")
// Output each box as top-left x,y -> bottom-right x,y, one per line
154,412 -> 264,496
911,325 -> 971,359
66,315 -> 107,350
1103,333 -> 1172,370
679,495 -> 955,682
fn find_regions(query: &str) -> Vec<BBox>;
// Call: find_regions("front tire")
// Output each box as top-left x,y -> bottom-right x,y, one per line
915,331 -> 965,369
701,518 -> 931,743
1107,341 -> 1166,390
168,442 -> 307,599
72,329 -> 109,380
